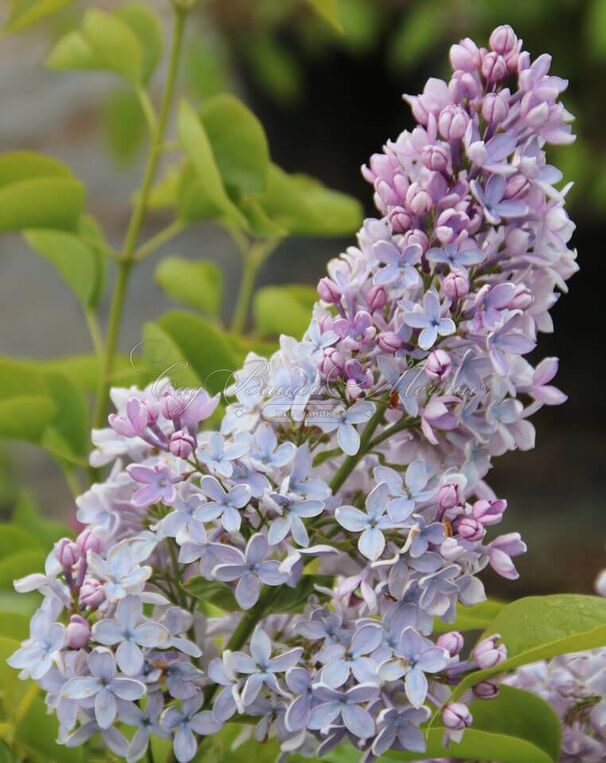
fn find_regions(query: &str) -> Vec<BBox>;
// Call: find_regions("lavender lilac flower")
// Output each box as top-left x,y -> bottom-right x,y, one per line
8,24 -> 577,762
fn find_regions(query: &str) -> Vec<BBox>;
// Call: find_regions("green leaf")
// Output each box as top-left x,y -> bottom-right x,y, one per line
117,2 -> 163,83
271,575 -> 332,614
41,373 -> 89,458
449,594 -> 606,702
103,89 -> 146,164
141,321 -> 202,391
155,256 -> 223,318
258,164 -> 362,236
24,229 -> 104,307
384,686 -> 561,763
177,99 -> 247,228
0,550 -> 47,590
0,526 -> 44,559
586,0 -> 606,61
244,36 -> 303,106
16,696 -> 83,762
182,576 -> 239,612
47,8 -> 144,85
388,3 -> 443,71
434,599 -> 506,634
253,284 -> 316,338
0,152 -> 71,187
306,0 -> 343,32
156,310 -> 241,394
0,397 -> 56,443
4,0 -> 74,33
12,492 -> 68,547
0,178 -> 84,232
199,93 -> 270,199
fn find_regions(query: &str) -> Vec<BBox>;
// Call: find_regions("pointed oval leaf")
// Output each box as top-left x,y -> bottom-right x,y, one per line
0,152 -> 71,187
4,0 -> 74,33
155,256 -> 223,317
449,594 -> 606,702
253,284 -> 316,338
0,177 -> 84,232
117,2 -> 163,83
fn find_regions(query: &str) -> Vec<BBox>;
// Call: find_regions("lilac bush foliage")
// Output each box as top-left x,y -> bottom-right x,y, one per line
9,24 -> 577,762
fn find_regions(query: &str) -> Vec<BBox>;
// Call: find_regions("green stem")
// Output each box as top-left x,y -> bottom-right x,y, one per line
229,238 -> 280,334
84,307 -> 103,360
135,220 -> 185,262
93,7 -> 188,431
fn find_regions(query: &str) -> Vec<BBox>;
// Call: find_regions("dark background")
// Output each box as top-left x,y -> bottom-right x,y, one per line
0,0 -> 604,598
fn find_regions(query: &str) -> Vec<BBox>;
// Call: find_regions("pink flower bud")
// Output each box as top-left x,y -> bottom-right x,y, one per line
442,269 -> 469,301
55,538 -> 80,569
365,285 -> 387,312
422,144 -> 449,172
489,25 -> 518,55
426,349 -> 451,382
438,105 -> 469,141
76,528 -> 102,555
438,482 -> 463,510
160,392 -> 187,420
455,516 -> 485,541
169,430 -> 196,459
317,277 -> 341,304
473,634 -> 507,669
442,702 -> 472,730
66,614 -> 90,649
509,284 -> 533,310
472,498 -> 507,526
437,631 -> 464,657
378,332 -> 401,354
321,348 -> 346,378
389,207 -> 412,232
450,71 -> 481,102
505,174 -> 531,200
482,91 -> 509,125
481,51 -> 507,83
473,680 -> 500,699
406,185 -> 433,216
80,578 -> 105,609
449,38 -> 480,72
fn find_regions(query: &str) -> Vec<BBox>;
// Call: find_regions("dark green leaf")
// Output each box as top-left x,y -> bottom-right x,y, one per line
384,686 -> 561,763
449,594 -> 606,702
155,256 -> 223,318
271,575 -> 332,613
306,0 -> 343,33
182,576 -> 238,612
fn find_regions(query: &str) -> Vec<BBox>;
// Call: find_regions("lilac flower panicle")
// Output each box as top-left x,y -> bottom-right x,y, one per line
8,23 -> 577,762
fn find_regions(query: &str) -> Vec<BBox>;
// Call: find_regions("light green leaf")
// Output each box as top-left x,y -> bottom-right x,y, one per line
4,0 -> 74,33
306,0 -> 343,33
16,696 -> 83,762
41,373 -> 89,458
156,310 -> 241,394
13,492 -> 68,547
434,599 -> 506,633
0,177 -> 84,232
24,229 -> 103,307
103,89 -> 146,164
0,526 -> 44,559
117,2 -> 163,82
200,93 -> 270,199
259,163 -> 362,236
449,594 -> 606,702
0,397 -> 56,443
271,575 -> 332,613
0,550 -> 47,590
244,36 -> 303,106
155,256 -> 223,318
0,152 -> 71,187
384,686 -> 561,763
47,8 -> 144,85
141,321 -> 202,391
388,2 -> 443,71
253,284 -> 316,338
177,99 -> 247,227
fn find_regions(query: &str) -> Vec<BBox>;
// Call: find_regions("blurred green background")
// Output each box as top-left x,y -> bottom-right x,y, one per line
0,0 -> 604,602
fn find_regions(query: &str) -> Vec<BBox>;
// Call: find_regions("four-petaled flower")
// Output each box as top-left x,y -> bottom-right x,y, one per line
307,400 -> 376,456
61,649 -> 145,729
213,533 -> 289,609
196,432 -> 250,478
267,493 -> 324,547
427,242 -> 485,270
127,464 -> 178,508
378,627 -> 449,707
373,241 -> 422,287
404,292 -> 456,350
8,602 -> 65,680
307,683 -> 379,739
195,476 -> 251,533
160,695 -> 221,763
336,482 -> 401,561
